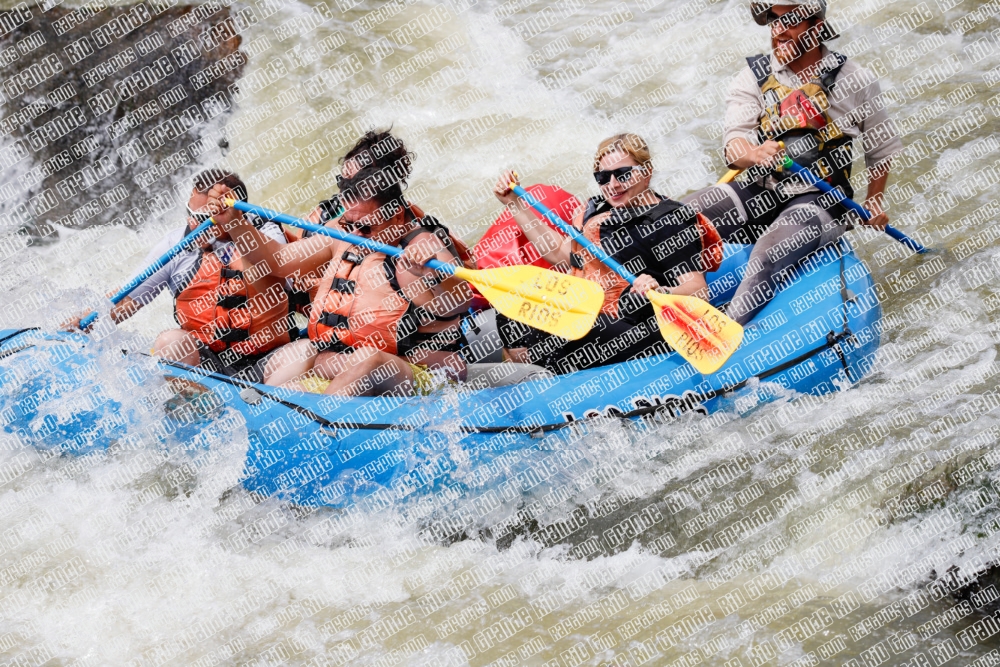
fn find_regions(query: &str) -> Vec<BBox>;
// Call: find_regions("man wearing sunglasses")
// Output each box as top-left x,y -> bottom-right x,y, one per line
684,0 -> 902,326
69,170 -> 293,381
236,129 -> 475,397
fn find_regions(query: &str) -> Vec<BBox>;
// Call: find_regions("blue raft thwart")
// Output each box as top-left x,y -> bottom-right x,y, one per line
0,241 -> 881,507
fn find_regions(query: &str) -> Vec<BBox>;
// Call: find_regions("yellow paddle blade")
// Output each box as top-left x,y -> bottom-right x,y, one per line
646,290 -> 744,375
453,266 -> 604,340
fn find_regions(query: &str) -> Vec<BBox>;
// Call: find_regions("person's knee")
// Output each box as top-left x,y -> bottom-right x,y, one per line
263,339 -> 315,384
349,346 -> 380,365
505,347 -> 530,364
282,340 -> 316,365
356,349 -> 401,378
153,329 -> 199,364
766,219 -> 822,265
434,350 -> 467,381
313,348 -> 356,379
369,355 -> 405,384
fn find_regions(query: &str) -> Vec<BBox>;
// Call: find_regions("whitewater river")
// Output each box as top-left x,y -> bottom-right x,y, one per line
2,0 -> 1000,664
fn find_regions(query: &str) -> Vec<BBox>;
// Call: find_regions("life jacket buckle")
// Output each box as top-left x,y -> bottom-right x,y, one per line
217,294 -> 248,308
570,253 -> 584,269
221,268 -> 244,280
331,278 -> 356,294
215,327 -> 251,343
342,252 -> 363,264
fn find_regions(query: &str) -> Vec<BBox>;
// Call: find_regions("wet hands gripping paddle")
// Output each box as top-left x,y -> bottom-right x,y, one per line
225,199 -> 604,341
509,184 -> 743,375
78,217 -> 218,330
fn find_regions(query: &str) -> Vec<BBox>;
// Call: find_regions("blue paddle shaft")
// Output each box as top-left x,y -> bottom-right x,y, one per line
78,218 -> 217,330
229,200 -> 457,275
511,185 -> 637,286
781,158 -> 929,254
883,225 -> 926,253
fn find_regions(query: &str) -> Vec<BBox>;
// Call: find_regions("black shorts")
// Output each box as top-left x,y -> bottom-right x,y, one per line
497,306 -> 670,374
685,179 -> 848,246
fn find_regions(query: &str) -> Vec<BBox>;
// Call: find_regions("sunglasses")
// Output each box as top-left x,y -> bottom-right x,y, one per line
342,219 -> 373,236
593,166 -> 640,186
187,206 -> 212,224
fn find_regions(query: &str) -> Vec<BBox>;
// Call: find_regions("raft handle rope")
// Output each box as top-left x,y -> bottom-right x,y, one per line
834,250 -> 857,383
0,327 -> 39,346
154,357 -> 411,432
0,328 -> 42,361
159,335 -> 854,434
0,328 -> 852,434
0,326 -> 859,435
0,343 -> 36,361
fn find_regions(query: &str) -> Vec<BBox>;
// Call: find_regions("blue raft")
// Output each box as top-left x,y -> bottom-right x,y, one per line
0,241 -> 881,507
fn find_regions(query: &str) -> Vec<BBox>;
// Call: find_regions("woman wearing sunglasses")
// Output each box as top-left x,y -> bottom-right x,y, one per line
493,133 -> 721,374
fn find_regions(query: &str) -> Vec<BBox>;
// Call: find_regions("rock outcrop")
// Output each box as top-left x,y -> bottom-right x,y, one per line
0,1 -> 246,241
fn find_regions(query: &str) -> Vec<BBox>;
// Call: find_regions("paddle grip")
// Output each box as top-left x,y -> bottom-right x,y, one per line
510,184 -> 638,286
228,200 -> 457,275
718,169 -> 741,185
781,157 -> 929,254
78,217 -> 217,330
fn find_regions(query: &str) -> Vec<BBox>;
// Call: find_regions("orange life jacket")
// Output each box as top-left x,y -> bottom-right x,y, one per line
174,251 -> 291,357
306,203 -> 469,355
570,197 -> 722,318
288,201 -> 472,318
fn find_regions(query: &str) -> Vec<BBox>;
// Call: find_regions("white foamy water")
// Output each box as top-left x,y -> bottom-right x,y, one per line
3,0 -> 1000,664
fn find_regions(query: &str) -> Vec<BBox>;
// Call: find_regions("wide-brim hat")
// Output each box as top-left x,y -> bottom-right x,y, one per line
751,0 -> 840,39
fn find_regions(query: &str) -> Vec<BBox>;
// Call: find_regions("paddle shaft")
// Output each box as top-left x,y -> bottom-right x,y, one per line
718,169 -> 740,184
79,218 -> 217,330
510,185 -> 638,287
512,184 -> 737,367
228,200 -> 459,274
780,157 -> 929,254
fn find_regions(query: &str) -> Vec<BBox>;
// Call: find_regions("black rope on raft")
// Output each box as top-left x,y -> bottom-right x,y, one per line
0,328 -> 849,435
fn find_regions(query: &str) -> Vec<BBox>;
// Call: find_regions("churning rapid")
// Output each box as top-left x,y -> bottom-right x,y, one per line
2,0 -> 1000,664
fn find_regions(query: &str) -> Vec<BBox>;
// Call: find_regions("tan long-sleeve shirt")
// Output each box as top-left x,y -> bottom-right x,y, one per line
724,46 -> 904,190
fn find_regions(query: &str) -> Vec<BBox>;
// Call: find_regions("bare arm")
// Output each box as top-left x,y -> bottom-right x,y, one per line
110,296 -> 140,323
204,184 -> 289,294
62,294 -> 142,330
632,271 -> 708,299
725,137 -> 784,170
492,170 -> 572,266
396,233 -> 472,317
671,271 -> 709,299
273,233 -> 335,279
861,160 -> 892,230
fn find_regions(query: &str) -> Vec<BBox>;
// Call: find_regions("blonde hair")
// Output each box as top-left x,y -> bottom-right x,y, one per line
593,133 -> 652,172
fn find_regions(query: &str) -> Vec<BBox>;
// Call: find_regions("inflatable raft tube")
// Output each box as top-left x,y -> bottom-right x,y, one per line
0,240 -> 881,507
